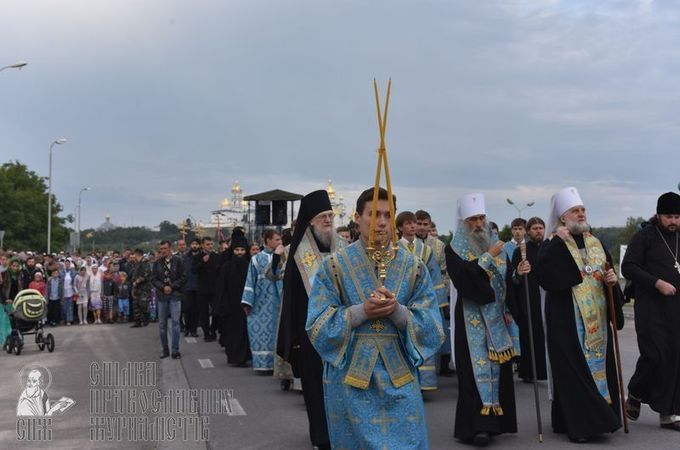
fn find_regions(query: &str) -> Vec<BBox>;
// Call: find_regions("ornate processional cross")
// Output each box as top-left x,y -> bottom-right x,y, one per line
367,79 -> 399,289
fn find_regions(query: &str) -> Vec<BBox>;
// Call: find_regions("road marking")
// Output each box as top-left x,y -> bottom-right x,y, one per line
198,358 -> 214,369
222,398 -> 247,416
185,337 -> 197,343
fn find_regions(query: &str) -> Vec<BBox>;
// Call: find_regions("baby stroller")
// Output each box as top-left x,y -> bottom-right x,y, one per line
3,289 -> 55,355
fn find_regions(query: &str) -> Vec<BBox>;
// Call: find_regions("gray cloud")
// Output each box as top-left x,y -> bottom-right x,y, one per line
1,0 -> 678,233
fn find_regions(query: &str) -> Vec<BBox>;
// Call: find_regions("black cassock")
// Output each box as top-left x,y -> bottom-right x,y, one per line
622,224 -> 680,416
276,242 -> 330,448
445,246 -> 517,442
215,255 -> 250,365
507,241 -> 547,381
537,234 -> 624,440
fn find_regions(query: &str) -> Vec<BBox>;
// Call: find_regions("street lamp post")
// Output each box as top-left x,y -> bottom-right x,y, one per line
0,61 -> 27,72
77,187 -> 91,250
506,198 -> 535,218
47,138 -> 68,253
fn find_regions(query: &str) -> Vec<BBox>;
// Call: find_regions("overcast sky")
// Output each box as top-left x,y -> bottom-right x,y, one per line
2,0 -> 679,232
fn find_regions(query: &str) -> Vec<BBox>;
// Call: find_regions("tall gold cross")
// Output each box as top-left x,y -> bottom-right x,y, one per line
367,79 -> 399,288
178,220 -> 188,239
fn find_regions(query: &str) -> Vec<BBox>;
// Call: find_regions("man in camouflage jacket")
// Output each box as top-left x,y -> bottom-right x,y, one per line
130,248 -> 152,327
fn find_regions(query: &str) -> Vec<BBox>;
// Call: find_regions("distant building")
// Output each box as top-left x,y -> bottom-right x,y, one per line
326,179 -> 347,227
97,213 -> 117,232
211,181 -> 249,228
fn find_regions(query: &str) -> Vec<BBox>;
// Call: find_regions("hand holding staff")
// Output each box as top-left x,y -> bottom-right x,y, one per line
604,262 -> 629,433
520,241 -> 544,443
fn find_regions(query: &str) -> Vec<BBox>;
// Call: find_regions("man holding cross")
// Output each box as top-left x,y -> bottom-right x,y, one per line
306,187 -> 444,449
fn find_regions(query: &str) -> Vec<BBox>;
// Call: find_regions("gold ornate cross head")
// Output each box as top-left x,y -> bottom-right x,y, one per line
367,79 -> 399,287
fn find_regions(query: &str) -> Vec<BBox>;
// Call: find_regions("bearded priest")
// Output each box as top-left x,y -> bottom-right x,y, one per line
445,193 -> 520,446
537,186 -> 624,443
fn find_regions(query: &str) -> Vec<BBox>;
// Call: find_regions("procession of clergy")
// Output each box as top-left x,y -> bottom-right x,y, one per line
230,183 -> 680,449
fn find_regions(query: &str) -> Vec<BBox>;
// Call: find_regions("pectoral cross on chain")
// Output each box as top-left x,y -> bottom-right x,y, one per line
675,261 -> 680,275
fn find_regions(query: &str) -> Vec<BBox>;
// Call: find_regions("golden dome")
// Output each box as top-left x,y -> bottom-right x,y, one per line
326,179 -> 335,198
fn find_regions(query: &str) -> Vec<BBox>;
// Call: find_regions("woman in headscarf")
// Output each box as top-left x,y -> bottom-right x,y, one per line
1,258 -> 24,346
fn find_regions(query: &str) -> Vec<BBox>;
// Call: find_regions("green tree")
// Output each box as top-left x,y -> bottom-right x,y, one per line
439,231 -> 453,246
591,216 -> 645,267
0,161 -> 69,251
158,220 -> 179,240
618,216 -> 646,247
498,224 -> 512,242
79,226 -> 158,253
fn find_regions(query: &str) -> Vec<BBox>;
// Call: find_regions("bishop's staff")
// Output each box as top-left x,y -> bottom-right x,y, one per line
520,241 -> 544,443
367,79 -> 399,288
604,262 -> 629,434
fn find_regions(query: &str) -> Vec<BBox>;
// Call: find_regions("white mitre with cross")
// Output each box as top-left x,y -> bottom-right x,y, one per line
457,192 -> 486,223
548,186 -> 584,233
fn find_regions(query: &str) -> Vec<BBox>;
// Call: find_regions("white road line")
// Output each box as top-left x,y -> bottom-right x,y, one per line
198,358 -> 214,369
185,337 -> 197,343
222,398 -> 247,416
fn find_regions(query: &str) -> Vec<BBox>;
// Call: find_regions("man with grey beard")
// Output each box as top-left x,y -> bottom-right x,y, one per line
276,190 -> 347,450
469,220 -> 493,254
446,193 -> 519,446
537,186 -> 624,443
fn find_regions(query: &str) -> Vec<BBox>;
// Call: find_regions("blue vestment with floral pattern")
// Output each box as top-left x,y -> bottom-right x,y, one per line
307,240 -> 445,449
242,249 -> 283,371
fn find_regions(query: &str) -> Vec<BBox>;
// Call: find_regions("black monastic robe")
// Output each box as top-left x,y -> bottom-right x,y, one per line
507,241 -> 548,381
622,224 -> 680,416
276,239 -> 330,448
215,255 -> 251,365
445,246 -> 517,441
537,234 -> 624,440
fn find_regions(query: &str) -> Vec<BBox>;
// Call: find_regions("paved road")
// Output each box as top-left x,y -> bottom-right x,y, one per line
1,315 -> 677,449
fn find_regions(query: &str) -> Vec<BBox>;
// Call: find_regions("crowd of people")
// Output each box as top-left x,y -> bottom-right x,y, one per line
0,237 -> 269,358
1,187 -> 679,449
0,250 -> 154,327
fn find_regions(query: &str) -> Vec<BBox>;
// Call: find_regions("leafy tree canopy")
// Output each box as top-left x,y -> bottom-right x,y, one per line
0,161 -> 68,251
